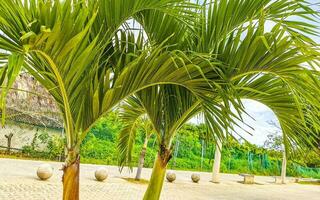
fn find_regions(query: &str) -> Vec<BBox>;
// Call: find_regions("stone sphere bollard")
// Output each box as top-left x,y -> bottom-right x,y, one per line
191,173 -> 200,183
166,171 -> 176,183
37,164 -> 53,180
95,167 -> 108,181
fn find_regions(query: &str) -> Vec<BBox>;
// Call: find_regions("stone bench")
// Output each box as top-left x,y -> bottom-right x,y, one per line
239,174 -> 254,184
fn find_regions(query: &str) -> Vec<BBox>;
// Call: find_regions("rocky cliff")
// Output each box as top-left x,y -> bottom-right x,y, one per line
3,73 -> 63,129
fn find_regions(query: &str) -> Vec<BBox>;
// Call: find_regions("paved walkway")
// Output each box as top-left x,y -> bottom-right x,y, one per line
0,158 -> 319,200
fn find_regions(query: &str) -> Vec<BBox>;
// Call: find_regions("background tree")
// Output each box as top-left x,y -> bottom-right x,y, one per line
264,120 -> 283,152
118,108 -> 154,181
135,119 -> 154,181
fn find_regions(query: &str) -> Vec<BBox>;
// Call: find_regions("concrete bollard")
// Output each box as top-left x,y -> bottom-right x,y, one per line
166,172 -> 176,183
191,173 -> 200,183
37,164 -> 53,180
95,167 -> 108,181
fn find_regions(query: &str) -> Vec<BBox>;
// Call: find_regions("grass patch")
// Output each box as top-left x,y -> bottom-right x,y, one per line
122,177 -> 149,184
0,154 -> 52,162
298,181 -> 320,185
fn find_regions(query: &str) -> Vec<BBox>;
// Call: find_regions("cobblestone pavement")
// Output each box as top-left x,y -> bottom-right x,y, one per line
0,158 -> 319,200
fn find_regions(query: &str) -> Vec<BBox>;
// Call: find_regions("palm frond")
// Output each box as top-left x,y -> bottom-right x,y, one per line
117,96 -> 146,171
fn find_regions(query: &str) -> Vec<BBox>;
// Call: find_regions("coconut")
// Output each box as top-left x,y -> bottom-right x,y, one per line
191,173 -> 200,183
37,164 -> 53,180
166,171 -> 176,183
95,167 -> 108,181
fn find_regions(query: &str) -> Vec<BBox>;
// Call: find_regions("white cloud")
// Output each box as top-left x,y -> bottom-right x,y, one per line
188,99 -> 282,146
232,100 -> 281,146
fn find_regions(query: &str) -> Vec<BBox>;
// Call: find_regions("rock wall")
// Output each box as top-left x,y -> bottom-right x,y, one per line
0,73 -> 63,149
4,73 -> 63,128
9,73 -> 58,112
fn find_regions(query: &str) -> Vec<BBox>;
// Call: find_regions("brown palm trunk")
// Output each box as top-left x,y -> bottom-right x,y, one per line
135,136 -> 148,180
62,154 -> 80,200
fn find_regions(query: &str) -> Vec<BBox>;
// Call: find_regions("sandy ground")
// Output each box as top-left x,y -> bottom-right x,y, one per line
0,158 -> 319,200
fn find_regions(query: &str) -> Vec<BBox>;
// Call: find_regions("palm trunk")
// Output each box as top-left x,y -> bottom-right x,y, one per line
62,152 -> 80,200
212,139 -> 222,183
143,145 -> 172,200
143,155 -> 167,200
136,136 -> 149,180
281,150 -> 286,184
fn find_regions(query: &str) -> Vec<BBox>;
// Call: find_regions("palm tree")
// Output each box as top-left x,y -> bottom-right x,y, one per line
197,0 -> 320,183
0,1 -> 221,199
118,0 -> 320,199
118,84 -> 237,200
0,1 -> 319,200
135,119 -> 154,181
118,107 -> 154,181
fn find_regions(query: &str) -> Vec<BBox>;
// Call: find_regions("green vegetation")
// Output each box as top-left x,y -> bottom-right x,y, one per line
298,181 -> 320,186
18,112 -> 320,179
21,131 -> 64,160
